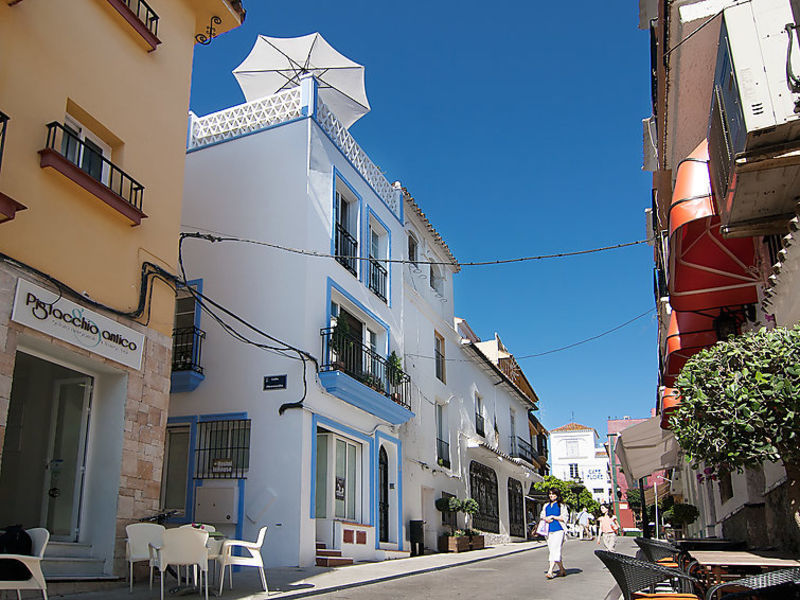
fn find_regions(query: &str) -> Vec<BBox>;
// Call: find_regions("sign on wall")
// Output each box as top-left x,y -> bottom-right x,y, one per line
11,279 -> 145,370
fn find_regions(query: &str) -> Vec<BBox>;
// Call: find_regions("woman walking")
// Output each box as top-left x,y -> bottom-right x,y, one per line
540,488 -> 568,579
596,504 -> 620,551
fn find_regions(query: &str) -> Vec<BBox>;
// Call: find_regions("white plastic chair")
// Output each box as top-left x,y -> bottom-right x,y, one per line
0,527 -> 49,600
149,528 -> 209,600
178,524 -> 216,584
215,526 -> 268,596
125,522 -> 164,592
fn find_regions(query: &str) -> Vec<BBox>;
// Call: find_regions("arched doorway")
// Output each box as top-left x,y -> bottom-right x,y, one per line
379,446 -> 389,542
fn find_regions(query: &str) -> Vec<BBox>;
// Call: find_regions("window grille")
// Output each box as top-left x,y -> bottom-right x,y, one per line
469,461 -> 499,533
507,478 -> 525,538
194,419 -> 251,479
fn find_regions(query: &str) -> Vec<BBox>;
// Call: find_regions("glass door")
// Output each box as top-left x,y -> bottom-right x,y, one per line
42,377 -> 92,541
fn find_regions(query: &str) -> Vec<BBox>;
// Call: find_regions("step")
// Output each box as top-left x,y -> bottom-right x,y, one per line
315,556 -> 354,567
42,556 -> 106,578
380,549 -> 412,560
316,549 -> 342,557
45,541 -> 93,558
316,542 -> 326,550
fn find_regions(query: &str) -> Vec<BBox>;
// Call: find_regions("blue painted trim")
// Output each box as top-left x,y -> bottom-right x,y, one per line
311,117 -> 403,226
186,116 -> 308,154
166,415 -> 198,523
318,371 -> 414,425
234,478 -> 246,571
170,370 -> 205,393
198,412 -> 248,422
311,414 -> 376,526
326,277 -> 390,345
331,167 -> 363,280
365,206 -> 392,310
374,432 -> 403,549
310,414 -> 318,519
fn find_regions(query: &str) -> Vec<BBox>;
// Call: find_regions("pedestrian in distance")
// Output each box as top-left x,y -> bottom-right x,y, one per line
540,488 -> 569,579
576,507 -> 594,540
596,504 -> 620,551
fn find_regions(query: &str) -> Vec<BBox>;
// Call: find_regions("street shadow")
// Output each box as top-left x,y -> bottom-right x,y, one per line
562,568 -> 583,576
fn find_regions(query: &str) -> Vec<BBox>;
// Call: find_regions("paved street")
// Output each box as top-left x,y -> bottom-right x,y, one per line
298,537 -> 630,600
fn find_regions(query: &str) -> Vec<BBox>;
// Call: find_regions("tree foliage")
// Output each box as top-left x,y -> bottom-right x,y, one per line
672,326 -> 800,474
533,475 -> 599,512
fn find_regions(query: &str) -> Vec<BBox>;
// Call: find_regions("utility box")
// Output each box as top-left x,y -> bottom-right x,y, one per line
194,485 -> 239,524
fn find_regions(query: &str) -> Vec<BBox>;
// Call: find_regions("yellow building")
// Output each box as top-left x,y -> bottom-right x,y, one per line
0,0 -> 244,580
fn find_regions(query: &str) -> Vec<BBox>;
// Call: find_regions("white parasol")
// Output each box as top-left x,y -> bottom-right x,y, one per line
232,33 -> 370,129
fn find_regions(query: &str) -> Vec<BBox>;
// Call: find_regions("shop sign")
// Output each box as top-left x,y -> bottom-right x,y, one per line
11,279 -> 145,370
211,458 -> 233,474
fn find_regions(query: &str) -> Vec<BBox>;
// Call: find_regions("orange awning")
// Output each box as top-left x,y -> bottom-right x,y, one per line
661,310 -> 717,387
668,140 -> 759,312
659,387 -> 681,429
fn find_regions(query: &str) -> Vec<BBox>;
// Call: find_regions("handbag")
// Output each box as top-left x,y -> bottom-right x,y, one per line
536,519 -> 549,537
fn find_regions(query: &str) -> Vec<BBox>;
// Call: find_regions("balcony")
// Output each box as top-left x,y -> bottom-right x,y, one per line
368,257 -> 387,302
537,436 -> 549,461
436,438 -> 450,469
509,436 -> 534,465
475,413 -> 485,437
0,111 -> 26,224
39,122 -> 146,225
170,326 -> 206,393
319,328 -> 413,425
107,0 -> 160,51
335,223 -> 358,276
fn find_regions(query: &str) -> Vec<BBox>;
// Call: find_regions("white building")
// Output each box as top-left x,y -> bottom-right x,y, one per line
550,423 -> 611,503
166,37 -> 547,567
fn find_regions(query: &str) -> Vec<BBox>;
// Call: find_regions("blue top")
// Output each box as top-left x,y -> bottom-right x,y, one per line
545,502 -> 563,532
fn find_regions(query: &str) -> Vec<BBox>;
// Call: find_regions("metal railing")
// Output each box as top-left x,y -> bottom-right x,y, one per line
537,435 -> 549,460
120,0 -> 159,37
335,223 -> 358,276
436,438 -> 450,469
172,326 -> 206,374
509,436 -> 534,464
320,328 -> 410,409
368,257 -> 387,301
475,413 -> 485,436
44,122 -> 144,211
0,111 -> 8,176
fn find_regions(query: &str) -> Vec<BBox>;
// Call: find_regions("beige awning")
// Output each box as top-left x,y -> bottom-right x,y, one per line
615,416 -> 679,486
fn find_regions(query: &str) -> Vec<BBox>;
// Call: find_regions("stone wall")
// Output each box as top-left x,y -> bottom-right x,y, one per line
764,481 -> 800,554
0,264 -> 172,576
721,503 -> 767,547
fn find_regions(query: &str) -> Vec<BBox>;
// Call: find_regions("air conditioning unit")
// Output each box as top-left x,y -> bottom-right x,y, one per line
707,0 -> 800,237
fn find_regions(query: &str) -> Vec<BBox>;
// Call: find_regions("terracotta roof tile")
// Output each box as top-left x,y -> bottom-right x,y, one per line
551,422 -> 593,432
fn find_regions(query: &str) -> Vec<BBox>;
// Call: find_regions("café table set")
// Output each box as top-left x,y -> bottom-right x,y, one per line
595,536 -> 800,600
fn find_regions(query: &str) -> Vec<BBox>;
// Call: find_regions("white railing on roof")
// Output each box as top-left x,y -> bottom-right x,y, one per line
189,87 -> 303,149
315,98 -> 401,217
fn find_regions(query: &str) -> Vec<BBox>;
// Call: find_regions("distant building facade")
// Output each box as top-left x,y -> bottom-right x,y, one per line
550,423 -> 611,503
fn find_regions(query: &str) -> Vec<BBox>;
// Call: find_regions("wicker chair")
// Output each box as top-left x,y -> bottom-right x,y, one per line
704,567 -> 800,600
595,550 -> 703,600
635,538 -> 685,569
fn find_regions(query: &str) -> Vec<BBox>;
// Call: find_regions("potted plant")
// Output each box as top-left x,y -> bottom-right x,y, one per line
436,497 -> 485,552
330,320 -> 352,371
387,351 -> 404,402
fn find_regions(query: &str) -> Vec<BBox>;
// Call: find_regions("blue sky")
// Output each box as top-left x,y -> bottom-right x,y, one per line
189,1 -> 656,440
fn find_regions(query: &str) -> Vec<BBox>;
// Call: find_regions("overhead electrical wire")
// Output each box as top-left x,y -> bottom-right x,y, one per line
407,307 -> 655,363
180,230 -> 650,268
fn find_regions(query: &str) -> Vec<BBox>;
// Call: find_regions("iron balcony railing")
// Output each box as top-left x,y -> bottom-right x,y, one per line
368,256 -> 387,302
509,436 -> 534,464
0,111 -> 8,175
436,438 -> 450,469
537,435 -> 549,460
475,413 -> 485,436
320,327 -> 410,409
172,326 -> 206,374
335,223 -> 358,276
44,122 -> 144,211
120,0 -> 159,37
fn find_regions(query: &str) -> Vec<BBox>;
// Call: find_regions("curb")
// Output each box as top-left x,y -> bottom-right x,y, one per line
268,542 -> 548,599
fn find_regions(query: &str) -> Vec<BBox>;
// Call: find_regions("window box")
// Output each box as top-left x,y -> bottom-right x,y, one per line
106,0 -> 161,51
39,122 -> 147,225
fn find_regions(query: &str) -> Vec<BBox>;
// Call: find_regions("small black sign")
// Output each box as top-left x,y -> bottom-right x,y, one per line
263,374 -> 287,390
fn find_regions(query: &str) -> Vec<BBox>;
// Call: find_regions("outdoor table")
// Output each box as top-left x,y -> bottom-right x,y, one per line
675,539 -> 746,552
686,550 -> 800,597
